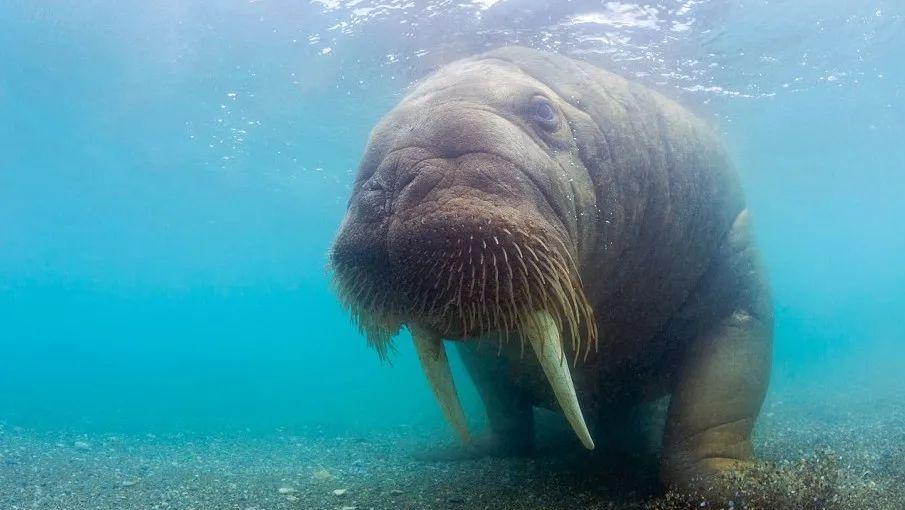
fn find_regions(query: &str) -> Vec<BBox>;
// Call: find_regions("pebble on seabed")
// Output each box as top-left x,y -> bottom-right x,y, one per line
312,468 -> 332,481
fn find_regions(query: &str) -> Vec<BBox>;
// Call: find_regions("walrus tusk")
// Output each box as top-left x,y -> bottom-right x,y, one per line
524,310 -> 595,450
410,325 -> 471,443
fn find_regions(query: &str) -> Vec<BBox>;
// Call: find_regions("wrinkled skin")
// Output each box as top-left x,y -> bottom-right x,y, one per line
331,46 -> 773,490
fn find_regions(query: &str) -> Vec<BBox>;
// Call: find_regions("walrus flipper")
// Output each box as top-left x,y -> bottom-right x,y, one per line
456,340 -> 536,457
660,210 -> 774,487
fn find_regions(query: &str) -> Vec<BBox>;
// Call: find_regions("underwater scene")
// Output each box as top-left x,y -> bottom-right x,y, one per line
1,1 -> 904,509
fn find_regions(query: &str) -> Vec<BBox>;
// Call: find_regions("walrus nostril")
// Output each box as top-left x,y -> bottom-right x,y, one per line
356,178 -> 392,219
363,178 -> 386,192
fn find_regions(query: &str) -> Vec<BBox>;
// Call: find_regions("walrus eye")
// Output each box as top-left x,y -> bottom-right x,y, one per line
528,96 -> 559,130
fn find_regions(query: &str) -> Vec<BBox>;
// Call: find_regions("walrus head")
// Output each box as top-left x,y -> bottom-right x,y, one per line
330,50 -> 599,448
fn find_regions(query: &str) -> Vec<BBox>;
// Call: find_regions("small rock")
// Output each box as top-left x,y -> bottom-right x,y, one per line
73,441 -> 90,450
312,468 -> 332,481
333,488 -> 348,497
278,487 -> 297,494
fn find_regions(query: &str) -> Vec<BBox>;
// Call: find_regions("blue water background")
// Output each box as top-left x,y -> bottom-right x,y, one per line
1,1 -> 903,435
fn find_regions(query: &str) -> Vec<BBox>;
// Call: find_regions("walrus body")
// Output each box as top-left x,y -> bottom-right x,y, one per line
330,46 -> 772,487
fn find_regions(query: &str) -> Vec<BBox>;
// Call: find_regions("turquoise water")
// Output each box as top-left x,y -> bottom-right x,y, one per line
1,0 -> 903,440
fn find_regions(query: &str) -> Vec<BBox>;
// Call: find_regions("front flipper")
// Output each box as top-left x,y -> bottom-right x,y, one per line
454,340 -> 536,457
661,210 -> 773,489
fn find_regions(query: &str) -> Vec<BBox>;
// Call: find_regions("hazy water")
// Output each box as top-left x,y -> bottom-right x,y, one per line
1,0 -> 903,437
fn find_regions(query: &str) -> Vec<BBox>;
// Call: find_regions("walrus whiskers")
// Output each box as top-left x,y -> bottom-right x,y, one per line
512,247 -> 535,313
416,259 -> 443,311
331,220 -> 597,368
479,256 -> 488,334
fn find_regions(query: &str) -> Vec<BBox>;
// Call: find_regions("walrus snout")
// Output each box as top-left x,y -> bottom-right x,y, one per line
332,172 -> 596,348
330,147 -> 542,282
393,150 -> 542,215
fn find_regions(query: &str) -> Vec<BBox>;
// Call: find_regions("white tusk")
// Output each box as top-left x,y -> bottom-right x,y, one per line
410,325 -> 471,443
524,310 -> 595,450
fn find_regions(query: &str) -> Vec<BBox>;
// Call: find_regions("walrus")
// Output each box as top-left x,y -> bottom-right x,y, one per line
329,46 -> 773,488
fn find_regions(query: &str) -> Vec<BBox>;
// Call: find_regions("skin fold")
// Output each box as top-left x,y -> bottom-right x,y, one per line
330,46 -> 773,489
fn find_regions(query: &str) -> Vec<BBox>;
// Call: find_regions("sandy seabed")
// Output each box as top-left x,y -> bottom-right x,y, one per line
2,383 -> 903,510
